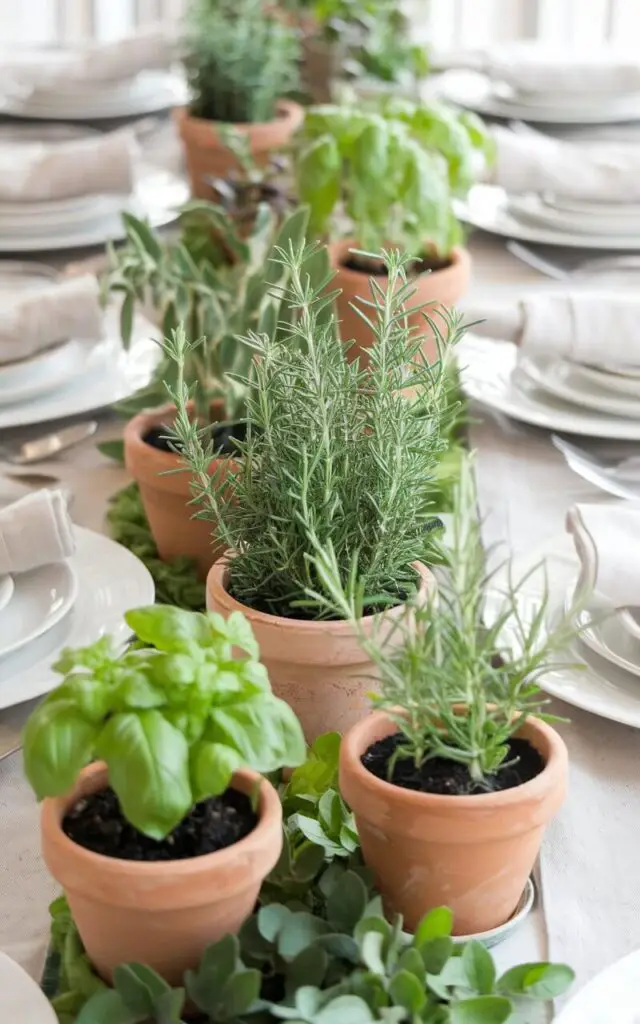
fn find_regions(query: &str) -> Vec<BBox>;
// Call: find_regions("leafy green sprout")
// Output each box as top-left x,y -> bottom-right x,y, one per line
164,240 -> 466,620
312,452 -> 581,785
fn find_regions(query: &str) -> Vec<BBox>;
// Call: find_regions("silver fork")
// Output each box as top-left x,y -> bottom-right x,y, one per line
507,241 -> 640,281
552,435 -> 640,501
0,420 -> 97,465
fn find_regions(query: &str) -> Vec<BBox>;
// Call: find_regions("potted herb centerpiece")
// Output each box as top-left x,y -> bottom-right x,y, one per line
23,604 -> 305,984
175,0 -> 303,199
167,243 -> 465,740
294,99 -> 492,362
107,204 -> 310,577
337,456 -> 572,936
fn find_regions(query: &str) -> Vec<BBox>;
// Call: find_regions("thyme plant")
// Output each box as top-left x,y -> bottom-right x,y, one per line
316,454 -> 578,785
166,242 -> 466,619
183,0 -> 300,124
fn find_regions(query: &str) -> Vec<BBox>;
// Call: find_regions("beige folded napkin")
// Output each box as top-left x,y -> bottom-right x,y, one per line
0,26 -> 174,95
567,503 -> 640,610
439,43 -> 640,97
492,127 -> 640,203
0,131 -> 137,203
462,291 -> 640,368
0,490 -> 74,576
0,275 -> 103,365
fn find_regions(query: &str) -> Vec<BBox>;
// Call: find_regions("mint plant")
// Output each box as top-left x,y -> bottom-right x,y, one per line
23,605 -> 305,839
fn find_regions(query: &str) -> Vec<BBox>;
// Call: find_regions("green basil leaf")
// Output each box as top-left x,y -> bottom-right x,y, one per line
125,606 -> 212,653
23,700 -> 97,799
96,711 -> 191,839
190,741 -> 243,802
462,940 -> 496,994
414,906 -> 454,944
209,695 -> 305,773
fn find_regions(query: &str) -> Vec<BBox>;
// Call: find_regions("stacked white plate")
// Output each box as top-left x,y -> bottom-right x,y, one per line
457,184 -> 640,250
438,70 -> 640,126
0,69 -> 187,121
0,123 -> 187,253
0,263 -> 161,429
459,334 -> 640,441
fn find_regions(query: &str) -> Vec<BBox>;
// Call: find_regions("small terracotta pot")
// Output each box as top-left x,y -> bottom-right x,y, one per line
328,240 -> 471,367
41,763 -> 282,985
123,402 -> 234,580
174,101 -> 304,199
340,710 -> 568,936
206,556 -> 435,741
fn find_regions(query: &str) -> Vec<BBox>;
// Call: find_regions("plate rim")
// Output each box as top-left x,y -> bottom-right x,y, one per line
0,573 -> 14,613
575,591 -> 640,681
0,559 -> 78,660
0,951 -> 58,1021
519,354 -> 640,419
554,948 -> 640,1023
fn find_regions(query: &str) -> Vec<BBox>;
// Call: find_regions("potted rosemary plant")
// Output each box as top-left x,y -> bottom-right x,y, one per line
337,456 -> 573,936
23,604 -> 305,984
107,204 -> 310,577
175,0 -> 303,198
167,243 -> 465,740
294,98 -> 492,362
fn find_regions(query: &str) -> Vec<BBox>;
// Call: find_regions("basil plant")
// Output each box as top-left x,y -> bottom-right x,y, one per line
23,606 -> 306,840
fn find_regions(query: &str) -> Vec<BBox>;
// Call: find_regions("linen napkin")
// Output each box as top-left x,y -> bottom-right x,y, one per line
0,274 -> 103,365
0,25 -> 175,95
438,43 -> 640,97
0,490 -> 75,576
0,130 -> 137,203
566,503 -> 640,609
462,291 -> 640,368
491,126 -> 640,203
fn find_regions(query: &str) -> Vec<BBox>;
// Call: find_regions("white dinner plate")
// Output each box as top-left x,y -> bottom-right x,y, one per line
2,70 -> 188,121
0,574 -> 14,613
519,355 -> 640,420
0,308 -> 160,429
508,194 -> 640,237
458,335 -> 640,441
0,560 -> 78,660
0,526 -> 154,710
486,532 -> 640,729
0,260 -> 57,304
0,170 -> 187,254
0,953 -> 57,1023
0,339 -> 108,407
621,608 -> 640,643
458,185 -> 640,250
575,591 -> 640,680
542,193 -> 640,217
438,70 -> 640,125
573,363 -> 640,397
554,949 -> 640,1024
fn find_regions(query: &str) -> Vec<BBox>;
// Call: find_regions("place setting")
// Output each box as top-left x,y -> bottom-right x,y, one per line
459,288 -> 640,444
458,123 -> 640,250
0,261 -> 161,430
0,25 -> 187,123
436,41 -> 640,125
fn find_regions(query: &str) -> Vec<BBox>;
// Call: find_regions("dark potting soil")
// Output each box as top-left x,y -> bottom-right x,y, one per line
362,734 -> 545,796
344,253 -> 452,277
62,787 -> 257,862
143,421 -> 246,458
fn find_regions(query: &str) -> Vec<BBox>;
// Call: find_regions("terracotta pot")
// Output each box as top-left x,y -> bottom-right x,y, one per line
174,101 -> 304,199
340,710 -> 568,936
41,763 -> 282,985
123,402 -> 232,580
206,556 -> 435,741
329,240 -> 471,367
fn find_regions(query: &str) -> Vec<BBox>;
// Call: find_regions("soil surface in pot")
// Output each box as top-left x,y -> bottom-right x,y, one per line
143,421 -> 246,458
362,734 -> 544,796
62,787 -> 257,862
344,253 -> 452,277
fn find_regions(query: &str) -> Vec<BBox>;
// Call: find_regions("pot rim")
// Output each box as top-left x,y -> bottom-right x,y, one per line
207,554 -> 435,636
41,762 -> 282,903
340,708 -> 568,812
173,98 -> 303,133
123,400 -> 229,489
328,239 -> 469,287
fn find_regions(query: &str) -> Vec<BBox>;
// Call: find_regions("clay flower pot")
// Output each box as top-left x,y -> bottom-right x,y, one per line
41,763 -> 282,985
340,710 -> 568,936
123,402 -> 234,580
206,556 -> 435,741
328,240 -> 471,367
174,101 -> 304,199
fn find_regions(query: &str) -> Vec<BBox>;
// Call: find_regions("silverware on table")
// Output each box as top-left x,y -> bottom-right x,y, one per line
0,699 -> 37,763
507,241 -> 640,281
552,434 -> 640,502
0,420 -> 97,465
